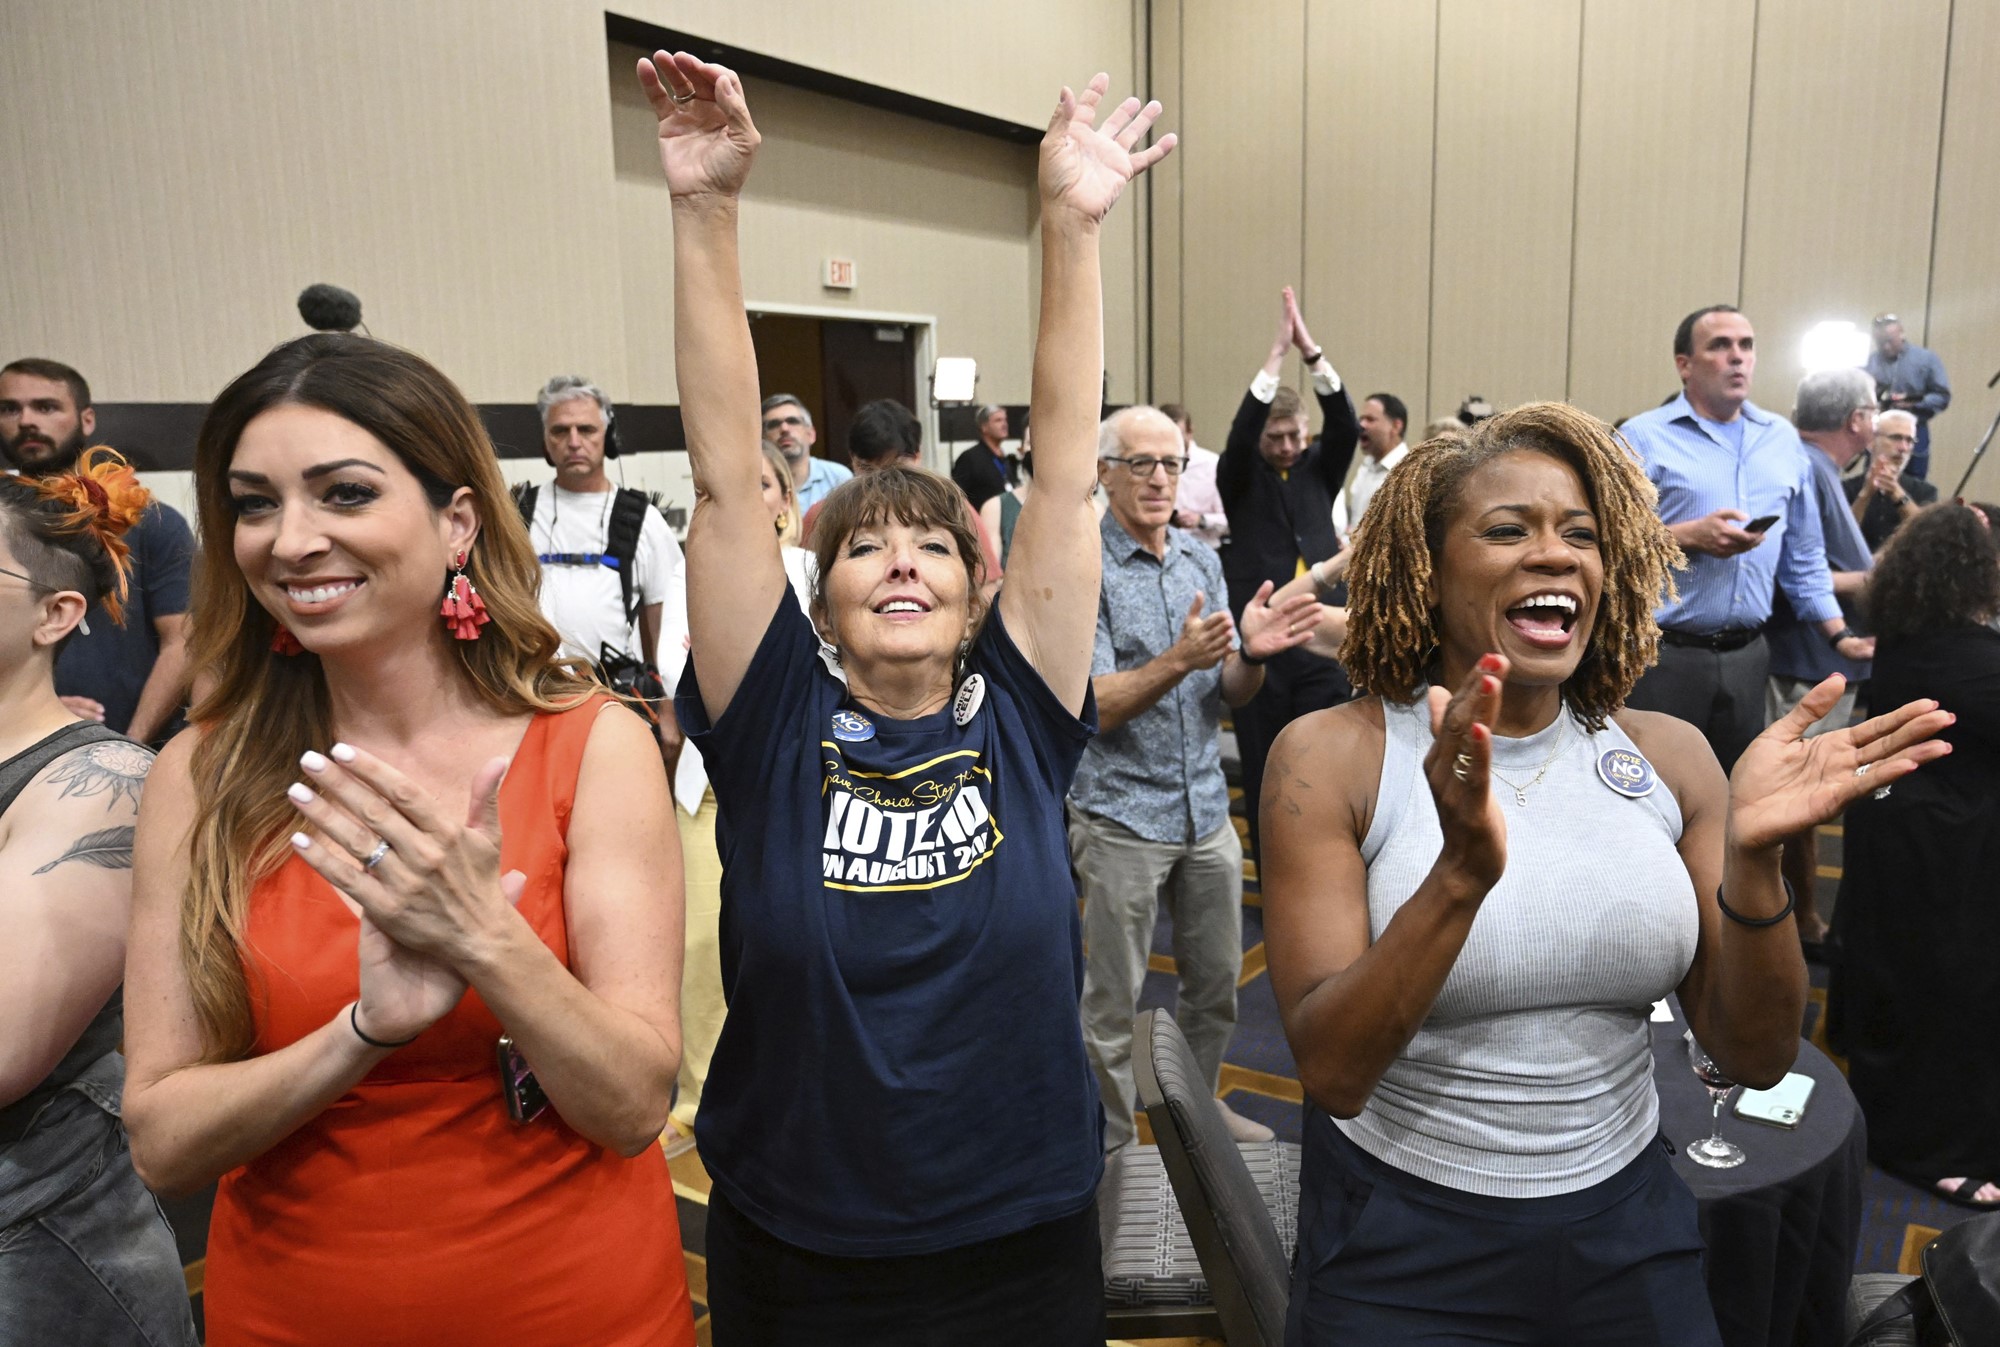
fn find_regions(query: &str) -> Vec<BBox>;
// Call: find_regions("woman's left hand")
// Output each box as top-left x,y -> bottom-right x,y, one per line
1038,73 -> 1176,226
1726,674 -> 1954,852
287,745 -> 524,968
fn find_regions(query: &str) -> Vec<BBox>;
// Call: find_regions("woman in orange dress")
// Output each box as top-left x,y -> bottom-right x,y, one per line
122,335 -> 696,1347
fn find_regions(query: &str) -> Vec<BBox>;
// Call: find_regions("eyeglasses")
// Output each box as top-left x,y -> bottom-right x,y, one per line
0,563 -> 58,595
1103,455 -> 1190,479
763,415 -> 807,431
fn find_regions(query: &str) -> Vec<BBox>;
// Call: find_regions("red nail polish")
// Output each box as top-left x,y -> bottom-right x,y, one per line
1482,676 -> 1498,695
1471,724 -> 1489,742
1479,653 -> 1503,673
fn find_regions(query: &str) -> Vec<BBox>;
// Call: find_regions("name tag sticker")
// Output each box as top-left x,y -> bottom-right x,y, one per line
830,709 -> 876,743
1597,747 -> 1657,798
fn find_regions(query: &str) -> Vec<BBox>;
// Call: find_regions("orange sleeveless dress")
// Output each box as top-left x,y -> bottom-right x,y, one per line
202,698 -> 695,1347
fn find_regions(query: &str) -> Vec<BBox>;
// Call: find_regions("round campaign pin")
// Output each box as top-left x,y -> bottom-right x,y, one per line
952,674 -> 987,727
1596,747 -> 1656,798
830,709 -> 876,743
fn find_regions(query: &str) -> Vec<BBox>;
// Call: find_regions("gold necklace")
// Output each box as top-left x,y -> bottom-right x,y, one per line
1489,719 -> 1570,807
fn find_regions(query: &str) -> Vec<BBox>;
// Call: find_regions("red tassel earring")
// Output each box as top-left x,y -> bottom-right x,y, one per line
272,624 -> 305,655
440,551 -> 490,641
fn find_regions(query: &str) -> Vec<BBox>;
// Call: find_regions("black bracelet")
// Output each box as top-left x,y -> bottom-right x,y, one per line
1238,646 -> 1267,666
350,1002 -> 418,1049
1828,627 -> 1860,646
1714,882 -> 1796,928
1301,347 -> 1324,366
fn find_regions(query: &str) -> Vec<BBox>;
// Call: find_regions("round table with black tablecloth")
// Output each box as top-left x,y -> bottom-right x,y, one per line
1652,1009 -> 1866,1347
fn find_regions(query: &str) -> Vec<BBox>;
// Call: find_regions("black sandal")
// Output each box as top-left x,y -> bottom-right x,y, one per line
1933,1177 -> 2000,1210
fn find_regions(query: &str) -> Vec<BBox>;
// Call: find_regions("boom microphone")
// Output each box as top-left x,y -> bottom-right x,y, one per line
298,284 -> 365,334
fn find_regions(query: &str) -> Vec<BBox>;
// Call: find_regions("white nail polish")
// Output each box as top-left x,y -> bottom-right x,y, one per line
290,831 -> 312,850
331,743 -> 357,764
301,751 -> 329,773
287,782 -> 314,805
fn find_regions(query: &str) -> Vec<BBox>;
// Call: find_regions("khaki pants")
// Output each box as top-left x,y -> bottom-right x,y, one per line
1070,809 -> 1243,1152
670,789 -> 726,1134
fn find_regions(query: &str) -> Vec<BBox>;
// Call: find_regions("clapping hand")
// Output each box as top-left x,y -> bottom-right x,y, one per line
287,745 -> 528,1045
1040,73 -> 1176,226
1726,675 -> 1953,852
639,50 -> 761,201
1240,580 -> 1320,661
1423,654 -> 1509,893
1171,594 -> 1235,673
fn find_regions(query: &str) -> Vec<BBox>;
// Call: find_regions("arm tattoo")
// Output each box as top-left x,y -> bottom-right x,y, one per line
33,826 -> 137,874
44,741 -> 154,813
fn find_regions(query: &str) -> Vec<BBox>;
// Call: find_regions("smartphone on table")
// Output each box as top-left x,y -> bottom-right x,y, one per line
1734,1072 -> 1815,1128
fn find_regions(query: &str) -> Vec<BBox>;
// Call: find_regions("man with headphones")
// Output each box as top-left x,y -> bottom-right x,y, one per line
515,375 -> 684,759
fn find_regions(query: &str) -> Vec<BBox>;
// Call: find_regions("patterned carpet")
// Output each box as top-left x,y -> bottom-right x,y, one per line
161,801 -> 1982,1346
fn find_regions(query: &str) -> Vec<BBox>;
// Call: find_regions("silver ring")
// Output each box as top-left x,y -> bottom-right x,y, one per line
363,839 -> 392,871
1451,753 -> 1472,783
1854,762 -> 1871,778
669,89 -> 695,105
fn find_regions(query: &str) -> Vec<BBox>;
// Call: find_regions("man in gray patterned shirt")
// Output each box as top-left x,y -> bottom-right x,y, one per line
1069,406 -> 1318,1150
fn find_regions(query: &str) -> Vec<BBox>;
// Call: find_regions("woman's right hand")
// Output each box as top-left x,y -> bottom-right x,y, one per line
1422,654 -> 1509,895
638,50 -> 761,202
351,870 -> 526,1047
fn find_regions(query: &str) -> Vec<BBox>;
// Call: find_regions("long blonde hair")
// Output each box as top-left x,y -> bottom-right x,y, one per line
184,334 -> 595,1060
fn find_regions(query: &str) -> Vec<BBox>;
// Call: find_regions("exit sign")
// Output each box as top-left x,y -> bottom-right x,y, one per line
824,257 -> 856,289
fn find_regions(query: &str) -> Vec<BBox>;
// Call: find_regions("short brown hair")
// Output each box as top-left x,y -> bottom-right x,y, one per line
2,357 -> 91,411
809,466 -> 987,633
1342,402 -> 1682,731
1268,387 -> 1305,424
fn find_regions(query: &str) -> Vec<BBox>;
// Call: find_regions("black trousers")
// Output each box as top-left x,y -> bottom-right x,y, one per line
704,1188 -> 1105,1347
1623,635 -> 1769,773
1234,646 -> 1350,860
1287,1113 -> 1720,1347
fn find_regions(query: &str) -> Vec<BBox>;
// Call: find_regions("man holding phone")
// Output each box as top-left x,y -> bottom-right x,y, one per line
1619,306 -> 1873,772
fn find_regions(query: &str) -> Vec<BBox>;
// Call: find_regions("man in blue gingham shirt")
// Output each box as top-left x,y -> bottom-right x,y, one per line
1620,305 -> 1874,770
1068,406 -> 1314,1153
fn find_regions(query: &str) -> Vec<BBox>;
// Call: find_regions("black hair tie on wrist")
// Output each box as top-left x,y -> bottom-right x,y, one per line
1715,881 -> 1796,928
350,1002 -> 419,1049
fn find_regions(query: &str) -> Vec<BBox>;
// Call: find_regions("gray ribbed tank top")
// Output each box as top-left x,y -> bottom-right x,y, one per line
1337,695 -> 1698,1197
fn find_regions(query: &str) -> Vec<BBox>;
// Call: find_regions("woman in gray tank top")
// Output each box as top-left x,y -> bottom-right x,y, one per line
1260,404 -> 1954,1346
0,451 -> 195,1345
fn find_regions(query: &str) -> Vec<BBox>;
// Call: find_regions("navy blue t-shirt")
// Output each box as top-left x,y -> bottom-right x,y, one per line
678,593 -> 1104,1256
54,502 -> 193,739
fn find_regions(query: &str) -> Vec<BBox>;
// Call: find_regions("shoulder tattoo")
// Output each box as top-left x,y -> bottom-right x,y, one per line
34,826 -> 137,875
45,740 -> 155,813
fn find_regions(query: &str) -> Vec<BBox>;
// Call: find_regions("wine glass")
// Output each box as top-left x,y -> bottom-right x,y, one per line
1685,1033 -> 1746,1169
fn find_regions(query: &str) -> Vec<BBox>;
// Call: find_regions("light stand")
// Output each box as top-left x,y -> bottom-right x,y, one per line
930,357 -> 978,469
1949,367 -> 2000,500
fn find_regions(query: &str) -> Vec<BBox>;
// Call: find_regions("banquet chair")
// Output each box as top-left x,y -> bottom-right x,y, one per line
1130,1008 -> 1301,1347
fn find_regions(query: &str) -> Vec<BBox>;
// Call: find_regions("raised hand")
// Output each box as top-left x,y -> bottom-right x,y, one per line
1270,289 -> 1296,360
1171,593 -> 1234,673
1039,73 -> 1176,226
1240,579 -> 1320,661
1727,676 -> 1953,852
638,50 -> 762,201
1422,654 -> 1509,892
287,745 -> 529,1039
1289,289 -> 1322,359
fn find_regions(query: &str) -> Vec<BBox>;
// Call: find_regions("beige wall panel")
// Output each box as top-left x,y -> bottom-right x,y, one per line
0,0 -> 626,405
1926,0 -> 2000,497
1302,0 -> 1435,422
613,0 -> 1136,131
1145,0 -> 1187,407
1428,0 -> 1581,417
1738,0 -> 1949,412
610,52 -> 1039,408
1176,0 -> 1307,440
1567,0 -> 1754,424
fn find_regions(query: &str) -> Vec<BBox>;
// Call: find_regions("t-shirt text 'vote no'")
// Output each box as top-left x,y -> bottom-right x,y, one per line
820,745 -> 1004,891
